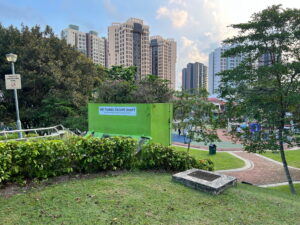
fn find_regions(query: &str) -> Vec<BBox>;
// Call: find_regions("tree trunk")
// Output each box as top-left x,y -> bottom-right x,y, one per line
278,127 -> 297,194
187,140 -> 191,154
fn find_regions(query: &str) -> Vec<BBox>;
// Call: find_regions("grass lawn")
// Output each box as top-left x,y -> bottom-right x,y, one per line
269,183 -> 300,195
262,150 -> 300,168
174,146 -> 245,171
0,172 -> 300,225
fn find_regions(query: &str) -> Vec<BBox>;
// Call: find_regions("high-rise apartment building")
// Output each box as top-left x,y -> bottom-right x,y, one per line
182,62 -> 208,92
61,25 -> 106,67
86,31 -> 106,66
150,36 -> 177,89
107,18 -> 151,79
61,25 -> 87,55
208,46 -> 243,95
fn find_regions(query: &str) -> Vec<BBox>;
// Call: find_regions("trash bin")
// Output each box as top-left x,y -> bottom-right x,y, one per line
209,144 -> 216,155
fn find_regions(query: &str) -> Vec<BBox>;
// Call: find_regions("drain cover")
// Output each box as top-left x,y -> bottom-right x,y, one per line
188,170 -> 221,181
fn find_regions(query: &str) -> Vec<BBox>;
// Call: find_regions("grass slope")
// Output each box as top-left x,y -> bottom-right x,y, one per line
262,150 -> 300,168
174,146 -> 245,170
270,183 -> 300,194
1,172 -> 299,225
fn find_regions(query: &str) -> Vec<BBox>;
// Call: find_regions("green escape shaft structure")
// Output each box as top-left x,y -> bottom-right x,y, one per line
88,103 -> 172,146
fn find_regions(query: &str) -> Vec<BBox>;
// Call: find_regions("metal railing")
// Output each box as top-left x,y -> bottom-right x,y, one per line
0,125 -> 76,142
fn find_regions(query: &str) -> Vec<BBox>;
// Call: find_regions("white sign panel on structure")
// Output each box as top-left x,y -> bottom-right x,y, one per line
5,74 -> 21,89
99,106 -> 137,116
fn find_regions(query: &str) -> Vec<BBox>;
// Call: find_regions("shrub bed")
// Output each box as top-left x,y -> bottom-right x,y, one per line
0,137 -> 214,184
67,136 -> 137,173
139,143 -> 214,171
0,133 -> 39,141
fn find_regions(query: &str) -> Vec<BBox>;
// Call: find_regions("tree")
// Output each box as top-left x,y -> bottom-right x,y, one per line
218,5 -> 300,194
95,66 -> 173,103
0,24 -> 105,130
106,65 -> 136,81
173,89 -> 219,153
134,75 -> 173,103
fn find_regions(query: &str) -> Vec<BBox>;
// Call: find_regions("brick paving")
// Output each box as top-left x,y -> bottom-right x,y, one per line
173,129 -> 300,185
221,152 -> 300,185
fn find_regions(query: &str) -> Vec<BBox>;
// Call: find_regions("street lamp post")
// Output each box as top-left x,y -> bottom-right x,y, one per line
6,53 -> 23,138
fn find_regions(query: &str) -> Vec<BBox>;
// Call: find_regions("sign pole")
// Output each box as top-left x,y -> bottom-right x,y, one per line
11,62 -> 22,138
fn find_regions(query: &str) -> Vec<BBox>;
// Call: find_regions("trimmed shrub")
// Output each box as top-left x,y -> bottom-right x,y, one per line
0,142 -> 13,182
0,137 -> 137,183
0,133 -> 39,141
67,136 -> 137,173
138,143 -> 214,171
0,137 -> 213,184
2,140 -> 72,182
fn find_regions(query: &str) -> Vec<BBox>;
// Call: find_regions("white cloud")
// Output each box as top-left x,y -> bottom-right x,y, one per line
180,37 -> 207,64
156,7 -> 188,28
204,32 -> 212,37
168,0 -> 188,7
181,36 -> 193,47
187,45 -> 207,63
155,0 -> 300,89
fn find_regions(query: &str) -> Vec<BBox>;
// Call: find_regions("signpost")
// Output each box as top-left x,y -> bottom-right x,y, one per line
5,74 -> 21,89
5,53 -> 23,138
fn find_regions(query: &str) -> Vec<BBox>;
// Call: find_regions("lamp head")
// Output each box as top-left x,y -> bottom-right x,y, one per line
6,53 -> 18,63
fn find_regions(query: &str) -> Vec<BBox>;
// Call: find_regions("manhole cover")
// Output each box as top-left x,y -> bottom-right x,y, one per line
188,170 -> 221,181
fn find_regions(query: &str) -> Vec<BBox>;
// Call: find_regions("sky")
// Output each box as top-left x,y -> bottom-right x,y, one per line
0,0 -> 299,88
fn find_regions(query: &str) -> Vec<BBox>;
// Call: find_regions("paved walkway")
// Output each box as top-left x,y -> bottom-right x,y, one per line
173,129 -> 300,186
220,152 -> 300,185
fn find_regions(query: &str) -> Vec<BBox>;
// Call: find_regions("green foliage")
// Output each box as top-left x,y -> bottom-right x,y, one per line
95,66 -> 173,103
133,75 -> 173,103
0,137 -> 214,184
0,24 -> 106,130
173,89 -> 219,152
0,133 -> 38,141
219,5 -> 300,152
95,80 -> 137,103
0,140 -> 72,182
218,5 -> 300,194
67,136 -> 137,173
138,143 -> 214,171
106,65 -> 137,81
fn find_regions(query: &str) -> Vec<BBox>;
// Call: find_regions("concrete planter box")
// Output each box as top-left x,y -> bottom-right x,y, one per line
172,168 -> 237,195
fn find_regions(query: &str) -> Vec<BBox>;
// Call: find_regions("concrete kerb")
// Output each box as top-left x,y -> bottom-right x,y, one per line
255,153 -> 300,171
259,181 -> 300,188
216,152 -> 253,173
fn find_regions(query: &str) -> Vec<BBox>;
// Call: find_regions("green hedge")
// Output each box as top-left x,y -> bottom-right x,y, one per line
0,137 -> 214,184
0,133 -> 39,141
67,136 -> 137,173
0,140 -> 72,183
139,143 -> 214,171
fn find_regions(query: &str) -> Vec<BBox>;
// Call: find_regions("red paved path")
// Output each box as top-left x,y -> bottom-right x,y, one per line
173,129 -> 300,185
221,152 -> 300,185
